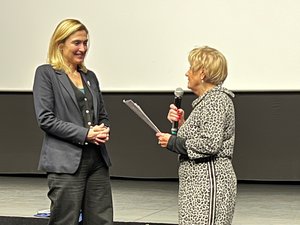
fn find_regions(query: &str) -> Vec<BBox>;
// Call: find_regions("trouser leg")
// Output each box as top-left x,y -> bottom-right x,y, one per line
82,165 -> 113,225
47,172 -> 85,225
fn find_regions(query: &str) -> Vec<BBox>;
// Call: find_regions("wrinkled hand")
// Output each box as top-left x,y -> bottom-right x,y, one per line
87,123 -> 110,145
167,104 -> 185,127
156,132 -> 171,148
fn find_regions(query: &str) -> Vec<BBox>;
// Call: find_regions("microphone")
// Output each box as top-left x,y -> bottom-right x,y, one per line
171,87 -> 184,135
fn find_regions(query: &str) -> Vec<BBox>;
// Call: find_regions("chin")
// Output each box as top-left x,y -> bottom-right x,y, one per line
75,60 -> 84,65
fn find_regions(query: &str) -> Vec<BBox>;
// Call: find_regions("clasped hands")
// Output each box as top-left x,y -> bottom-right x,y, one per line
86,123 -> 110,145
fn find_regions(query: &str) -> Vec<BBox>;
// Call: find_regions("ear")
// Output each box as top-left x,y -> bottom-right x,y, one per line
199,69 -> 206,81
58,43 -> 64,52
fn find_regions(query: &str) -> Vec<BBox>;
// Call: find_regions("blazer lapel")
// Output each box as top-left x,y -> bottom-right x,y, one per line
56,70 -> 80,112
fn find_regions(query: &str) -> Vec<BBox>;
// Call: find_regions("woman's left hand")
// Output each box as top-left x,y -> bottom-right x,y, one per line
156,132 -> 171,148
92,123 -> 110,144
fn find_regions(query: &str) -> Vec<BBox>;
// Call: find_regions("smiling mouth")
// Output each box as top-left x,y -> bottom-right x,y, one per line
75,54 -> 85,58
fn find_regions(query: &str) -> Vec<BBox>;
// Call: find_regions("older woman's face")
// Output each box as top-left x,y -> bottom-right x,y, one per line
185,67 -> 202,92
61,30 -> 88,67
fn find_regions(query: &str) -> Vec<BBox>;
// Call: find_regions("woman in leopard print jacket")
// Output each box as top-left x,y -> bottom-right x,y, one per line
156,46 -> 237,225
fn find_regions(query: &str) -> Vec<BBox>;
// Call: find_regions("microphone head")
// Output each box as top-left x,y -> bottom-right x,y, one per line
174,87 -> 184,97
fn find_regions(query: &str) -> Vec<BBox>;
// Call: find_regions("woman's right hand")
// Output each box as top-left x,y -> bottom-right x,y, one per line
86,123 -> 110,145
167,104 -> 185,127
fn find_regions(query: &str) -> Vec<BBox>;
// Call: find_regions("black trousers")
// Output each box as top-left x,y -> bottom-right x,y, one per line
47,147 -> 113,225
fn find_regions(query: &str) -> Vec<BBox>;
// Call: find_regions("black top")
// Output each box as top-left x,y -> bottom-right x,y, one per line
68,74 -> 95,128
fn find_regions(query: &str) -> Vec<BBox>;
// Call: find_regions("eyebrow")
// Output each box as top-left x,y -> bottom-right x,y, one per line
72,39 -> 89,43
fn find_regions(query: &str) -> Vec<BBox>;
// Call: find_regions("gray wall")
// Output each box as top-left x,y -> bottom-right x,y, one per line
1,92 -> 300,181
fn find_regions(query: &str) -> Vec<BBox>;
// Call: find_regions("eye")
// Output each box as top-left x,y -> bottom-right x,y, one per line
73,41 -> 81,46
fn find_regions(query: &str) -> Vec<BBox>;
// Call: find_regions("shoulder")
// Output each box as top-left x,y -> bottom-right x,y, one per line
36,64 -> 53,72
206,90 -> 224,102
35,64 -> 57,77
85,69 -> 97,78
33,64 -> 61,87
204,89 -> 234,113
209,87 -> 234,102
83,69 -> 100,85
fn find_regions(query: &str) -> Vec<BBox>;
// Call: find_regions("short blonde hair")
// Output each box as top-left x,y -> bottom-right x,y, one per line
188,46 -> 228,85
47,19 -> 89,74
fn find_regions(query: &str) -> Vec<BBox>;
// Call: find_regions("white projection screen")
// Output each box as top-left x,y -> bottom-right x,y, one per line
1,0 -> 300,92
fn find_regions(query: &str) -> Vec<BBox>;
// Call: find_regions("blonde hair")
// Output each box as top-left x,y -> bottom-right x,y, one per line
47,19 -> 89,74
188,46 -> 228,85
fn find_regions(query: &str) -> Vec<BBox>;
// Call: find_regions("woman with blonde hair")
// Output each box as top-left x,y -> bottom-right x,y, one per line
33,19 -> 113,225
157,46 -> 237,224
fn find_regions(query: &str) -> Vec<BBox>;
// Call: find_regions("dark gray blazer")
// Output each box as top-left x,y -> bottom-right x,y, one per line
33,64 -> 111,173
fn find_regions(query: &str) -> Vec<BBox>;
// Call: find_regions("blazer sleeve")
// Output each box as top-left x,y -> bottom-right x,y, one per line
33,65 -> 88,145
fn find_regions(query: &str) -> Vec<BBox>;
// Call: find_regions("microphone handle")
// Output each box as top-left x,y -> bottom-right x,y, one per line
171,97 -> 182,135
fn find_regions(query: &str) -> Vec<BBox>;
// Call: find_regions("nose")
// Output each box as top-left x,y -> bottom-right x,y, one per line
79,43 -> 87,52
185,70 -> 189,77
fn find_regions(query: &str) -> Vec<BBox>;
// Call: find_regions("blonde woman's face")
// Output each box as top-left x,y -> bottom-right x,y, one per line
185,67 -> 202,92
61,30 -> 88,68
